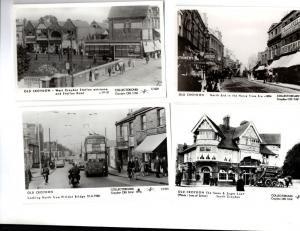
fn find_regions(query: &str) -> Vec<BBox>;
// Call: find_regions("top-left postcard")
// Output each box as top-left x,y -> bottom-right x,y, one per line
14,1 -> 165,100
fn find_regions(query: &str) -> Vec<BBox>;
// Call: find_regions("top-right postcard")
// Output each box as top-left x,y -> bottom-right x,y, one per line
177,8 -> 300,94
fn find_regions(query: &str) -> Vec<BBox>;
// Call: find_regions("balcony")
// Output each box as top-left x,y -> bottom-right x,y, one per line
281,17 -> 300,38
281,39 -> 300,55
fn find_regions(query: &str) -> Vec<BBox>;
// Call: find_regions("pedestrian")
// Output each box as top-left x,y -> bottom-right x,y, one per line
89,68 -> 93,82
116,158 -> 121,173
127,157 -> 135,180
132,59 -> 135,68
122,62 -> 126,74
161,156 -> 168,177
154,156 -> 161,178
108,65 -> 112,77
128,58 -> 132,68
274,72 -> 279,84
140,161 -> 145,177
93,54 -> 97,64
42,164 -> 50,184
236,174 -> 245,191
146,54 -> 150,64
134,157 -> 140,179
175,169 -> 183,186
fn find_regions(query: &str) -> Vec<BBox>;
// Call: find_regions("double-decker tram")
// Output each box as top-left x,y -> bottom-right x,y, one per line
84,134 -> 108,177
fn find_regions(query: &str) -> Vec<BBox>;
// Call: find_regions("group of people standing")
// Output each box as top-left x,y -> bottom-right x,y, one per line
126,156 -> 168,180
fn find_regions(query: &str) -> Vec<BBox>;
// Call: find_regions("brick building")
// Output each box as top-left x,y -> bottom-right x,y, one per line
177,115 -> 280,186
23,123 -> 44,168
85,5 -> 161,58
115,107 -> 167,171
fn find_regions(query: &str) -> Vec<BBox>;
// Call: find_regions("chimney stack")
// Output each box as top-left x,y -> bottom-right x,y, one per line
223,115 -> 230,129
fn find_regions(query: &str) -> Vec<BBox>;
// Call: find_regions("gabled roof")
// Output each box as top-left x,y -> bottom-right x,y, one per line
260,134 -> 281,145
191,114 -> 225,137
233,121 -> 263,143
108,6 -> 150,19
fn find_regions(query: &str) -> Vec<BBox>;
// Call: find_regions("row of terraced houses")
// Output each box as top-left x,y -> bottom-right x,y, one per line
16,5 -> 161,58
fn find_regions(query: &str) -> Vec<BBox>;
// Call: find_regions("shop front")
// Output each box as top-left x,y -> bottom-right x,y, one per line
134,133 -> 167,171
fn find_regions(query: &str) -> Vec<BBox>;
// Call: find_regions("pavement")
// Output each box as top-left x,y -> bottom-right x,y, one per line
108,167 -> 168,185
221,77 -> 300,93
250,79 -> 300,92
28,163 -> 166,189
77,58 -> 162,87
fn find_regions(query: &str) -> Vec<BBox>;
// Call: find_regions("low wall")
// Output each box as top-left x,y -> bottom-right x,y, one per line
23,59 -> 124,88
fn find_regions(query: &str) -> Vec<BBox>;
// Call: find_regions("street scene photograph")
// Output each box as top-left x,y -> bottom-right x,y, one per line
15,3 -> 163,88
23,107 -> 168,189
178,8 -> 300,93
174,104 -> 300,192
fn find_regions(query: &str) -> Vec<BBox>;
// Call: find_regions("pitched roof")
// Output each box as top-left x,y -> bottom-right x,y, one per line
192,115 -> 225,138
108,6 -> 150,19
115,107 -> 150,125
260,134 -> 281,145
218,125 -> 239,150
232,121 -> 250,139
72,20 -> 90,28
260,145 -> 277,155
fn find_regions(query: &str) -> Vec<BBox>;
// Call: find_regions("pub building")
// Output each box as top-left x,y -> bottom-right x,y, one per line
177,115 -> 280,186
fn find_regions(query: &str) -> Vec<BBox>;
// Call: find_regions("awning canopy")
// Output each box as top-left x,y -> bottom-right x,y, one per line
268,53 -> 298,69
134,133 -> 166,153
285,52 -> 300,68
143,41 -> 155,53
255,65 -> 266,71
154,40 -> 161,51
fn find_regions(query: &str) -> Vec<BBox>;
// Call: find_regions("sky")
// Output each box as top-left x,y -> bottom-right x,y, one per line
23,109 -> 134,153
15,6 -> 110,23
173,103 -> 300,166
197,7 -> 294,67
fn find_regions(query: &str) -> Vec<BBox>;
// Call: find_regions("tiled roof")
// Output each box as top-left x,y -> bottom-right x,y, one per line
108,6 -> 150,19
115,107 -> 150,125
232,121 -> 250,139
260,134 -> 281,145
72,20 -> 90,28
218,125 -> 239,150
260,145 -> 277,155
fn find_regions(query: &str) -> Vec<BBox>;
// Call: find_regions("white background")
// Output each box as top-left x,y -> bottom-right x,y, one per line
1,0 -> 300,230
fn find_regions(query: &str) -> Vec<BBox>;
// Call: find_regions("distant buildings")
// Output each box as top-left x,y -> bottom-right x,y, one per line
177,115 -> 280,186
115,107 -> 167,171
18,17 -> 108,54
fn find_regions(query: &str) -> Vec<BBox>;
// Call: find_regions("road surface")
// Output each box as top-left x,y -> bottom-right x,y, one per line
30,163 -> 159,189
221,77 -> 299,93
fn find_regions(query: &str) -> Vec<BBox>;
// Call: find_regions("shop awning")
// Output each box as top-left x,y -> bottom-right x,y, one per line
154,40 -> 161,51
285,52 -> 300,68
268,60 -> 280,69
255,65 -> 266,71
134,133 -> 166,153
143,41 -> 155,53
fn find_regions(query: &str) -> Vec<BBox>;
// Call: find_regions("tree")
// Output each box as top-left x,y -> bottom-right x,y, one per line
282,142 -> 300,179
17,45 -> 31,80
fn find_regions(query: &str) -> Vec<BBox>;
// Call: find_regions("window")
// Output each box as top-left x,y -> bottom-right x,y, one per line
129,122 -> 133,135
199,147 -> 205,151
219,170 -> 227,180
141,115 -> 146,130
119,125 -> 123,137
157,109 -> 164,126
